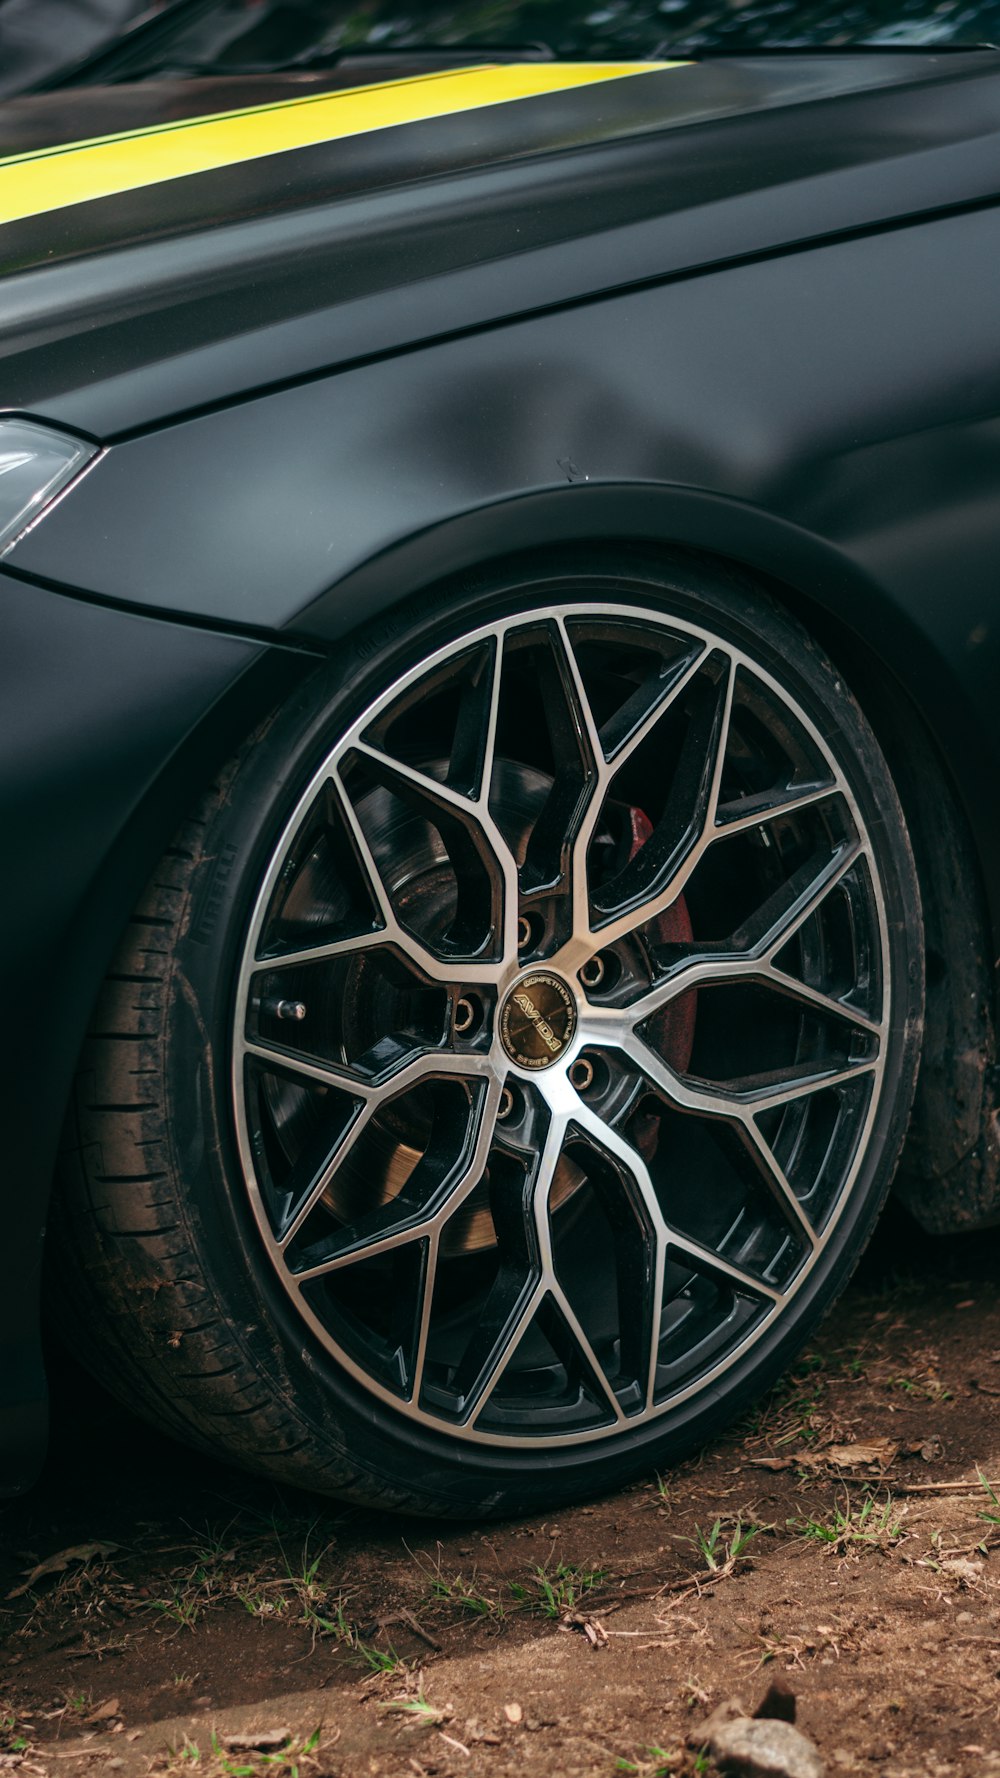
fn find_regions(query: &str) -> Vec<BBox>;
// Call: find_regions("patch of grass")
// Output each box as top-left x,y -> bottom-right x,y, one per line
977,1470 -> 1000,1526
236,1588 -> 290,1620
615,1746 -> 676,1775
167,1727 -> 323,1777
508,1560 -> 607,1619
152,1586 -> 204,1632
790,1492 -> 905,1553
885,1372 -> 952,1402
683,1517 -> 762,1575
428,1571 -> 504,1621
1,1707 -> 32,1755
379,1689 -> 450,1729
313,1598 -> 402,1674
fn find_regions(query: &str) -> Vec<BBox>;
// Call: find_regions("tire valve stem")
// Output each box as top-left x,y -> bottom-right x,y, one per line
264,998 -> 307,1022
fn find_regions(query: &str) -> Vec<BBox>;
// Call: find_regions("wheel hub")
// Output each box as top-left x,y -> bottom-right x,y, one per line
499,970 -> 577,1070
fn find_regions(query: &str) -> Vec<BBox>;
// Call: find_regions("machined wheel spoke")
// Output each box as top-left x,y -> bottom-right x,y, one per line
351,679 -> 521,968
252,925 -> 391,975
568,1101 -> 780,1397
279,1096 -> 377,1249
714,777 -> 838,835
740,1118 -> 821,1249
555,660 -> 736,973
579,1070 -> 815,1264
631,1035 -> 877,1118
457,1275 -> 544,1421
551,619 -> 718,962
290,1073 -> 503,1280
459,1114 -> 564,1418
664,1228 -> 784,1303
336,758 -> 508,983
242,1035 -> 484,1097
628,841 -> 873,1028
242,1036 -> 378,1096
763,968 -> 882,1037
467,1112 -> 627,1427
544,1284 -> 629,1425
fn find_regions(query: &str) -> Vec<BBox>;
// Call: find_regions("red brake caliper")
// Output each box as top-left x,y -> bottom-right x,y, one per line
626,806 -> 697,1076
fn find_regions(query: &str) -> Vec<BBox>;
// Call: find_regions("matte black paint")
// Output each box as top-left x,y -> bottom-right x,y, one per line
2,57 -> 999,431
0,579 -> 302,1491
2,50 -> 999,1489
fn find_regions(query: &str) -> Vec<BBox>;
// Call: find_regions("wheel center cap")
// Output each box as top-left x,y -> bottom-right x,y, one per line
499,971 -> 577,1070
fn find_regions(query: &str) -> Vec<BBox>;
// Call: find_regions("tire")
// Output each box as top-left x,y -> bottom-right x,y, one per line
53,550 -> 924,1517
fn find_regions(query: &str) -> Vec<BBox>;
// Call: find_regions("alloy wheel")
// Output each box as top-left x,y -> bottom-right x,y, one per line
233,602 -> 889,1448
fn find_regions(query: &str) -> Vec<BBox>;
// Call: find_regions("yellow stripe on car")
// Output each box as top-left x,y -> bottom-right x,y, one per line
0,61 -> 681,227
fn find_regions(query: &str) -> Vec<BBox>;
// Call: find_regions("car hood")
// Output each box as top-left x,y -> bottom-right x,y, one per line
1,50 -> 999,436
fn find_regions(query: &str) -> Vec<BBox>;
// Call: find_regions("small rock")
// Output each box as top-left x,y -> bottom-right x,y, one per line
711,1717 -> 825,1778
754,1681 -> 796,1724
503,1703 -> 523,1725
687,1698 -> 746,1749
223,1730 -> 291,1753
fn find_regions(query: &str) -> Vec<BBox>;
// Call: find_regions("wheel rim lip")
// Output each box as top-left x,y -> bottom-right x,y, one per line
231,596 -> 892,1451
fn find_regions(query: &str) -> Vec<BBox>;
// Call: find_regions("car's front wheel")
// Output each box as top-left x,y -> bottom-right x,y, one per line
55,552 -> 923,1515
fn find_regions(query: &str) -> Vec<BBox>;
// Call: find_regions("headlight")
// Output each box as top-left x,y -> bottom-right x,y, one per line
0,418 -> 98,556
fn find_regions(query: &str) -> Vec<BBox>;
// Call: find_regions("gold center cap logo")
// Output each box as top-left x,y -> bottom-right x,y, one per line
499,972 -> 577,1071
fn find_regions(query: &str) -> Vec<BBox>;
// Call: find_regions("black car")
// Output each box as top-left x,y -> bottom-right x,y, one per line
1,0 -> 998,1517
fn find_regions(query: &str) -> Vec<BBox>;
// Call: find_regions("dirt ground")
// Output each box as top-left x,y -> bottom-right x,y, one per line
5,1204 -> 1000,1778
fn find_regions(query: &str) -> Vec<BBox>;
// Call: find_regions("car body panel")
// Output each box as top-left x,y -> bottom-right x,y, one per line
0,61 -> 676,227
9,200 -> 1000,927
1,48 -> 999,1490
0,577 -> 299,1491
0,55 -> 997,431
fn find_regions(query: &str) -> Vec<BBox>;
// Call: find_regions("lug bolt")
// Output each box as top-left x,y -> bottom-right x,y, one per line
454,996 -> 477,1035
517,914 -> 533,951
570,1056 -> 595,1093
497,1085 -> 515,1121
580,954 -> 606,988
264,998 -> 307,1021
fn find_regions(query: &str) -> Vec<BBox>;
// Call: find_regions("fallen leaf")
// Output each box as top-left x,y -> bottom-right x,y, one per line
7,1543 -> 119,1599
503,1704 -> 523,1725
826,1440 -> 899,1469
82,1699 -> 120,1726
